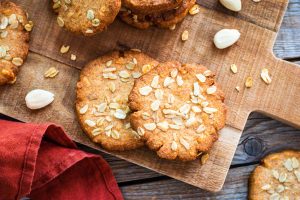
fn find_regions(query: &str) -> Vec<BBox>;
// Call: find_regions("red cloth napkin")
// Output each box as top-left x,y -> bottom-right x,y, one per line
0,120 -> 123,200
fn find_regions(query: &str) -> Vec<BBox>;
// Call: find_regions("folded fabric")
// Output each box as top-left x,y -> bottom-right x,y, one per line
0,120 -> 123,200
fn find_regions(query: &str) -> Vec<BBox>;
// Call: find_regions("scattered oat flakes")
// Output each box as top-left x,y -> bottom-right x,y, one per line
261,68 -> 272,85
144,123 -> 156,131
201,153 -> 209,165
171,141 -> 178,151
71,54 -> 77,61
57,16 -> 64,27
79,104 -> 89,114
12,57 -> 23,66
230,64 -> 238,74
189,4 -> 200,15
235,86 -> 240,92
60,45 -> 70,54
44,67 -> 59,78
169,24 -> 176,30
181,30 -> 189,41
24,21 -> 34,32
245,76 -> 253,88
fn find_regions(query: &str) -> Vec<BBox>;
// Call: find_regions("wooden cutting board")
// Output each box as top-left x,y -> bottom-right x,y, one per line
1,0 -> 299,192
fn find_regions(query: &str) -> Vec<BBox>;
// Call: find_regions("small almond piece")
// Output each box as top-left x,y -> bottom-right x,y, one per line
214,29 -> 240,49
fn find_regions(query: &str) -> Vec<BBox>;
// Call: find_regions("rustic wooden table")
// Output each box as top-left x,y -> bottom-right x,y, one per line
1,0 -> 300,199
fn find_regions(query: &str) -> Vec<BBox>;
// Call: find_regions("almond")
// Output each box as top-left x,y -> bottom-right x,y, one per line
214,29 -> 240,49
219,0 -> 242,12
25,89 -> 54,110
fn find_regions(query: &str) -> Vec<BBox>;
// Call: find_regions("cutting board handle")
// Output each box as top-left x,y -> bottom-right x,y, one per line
257,57 -> 300,128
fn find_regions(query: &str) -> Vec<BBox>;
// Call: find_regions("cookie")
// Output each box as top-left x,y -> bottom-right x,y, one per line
76,51 -> 159,151
154,0 -> 195,28
118,10 -> 152,29
119,0 -> 195,29
0,1 -> 30,85
52,0 -> 121,36
249,150 -> 300,200
129,61 -> 226,161
122,0 -> 183,15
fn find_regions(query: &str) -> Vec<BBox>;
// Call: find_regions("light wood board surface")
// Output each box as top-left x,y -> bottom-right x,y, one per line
0,0 -> 299,192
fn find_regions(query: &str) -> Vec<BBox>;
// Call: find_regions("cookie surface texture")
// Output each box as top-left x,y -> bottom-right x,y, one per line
154,0 -> 196,28
76,51 -> 159,150
123,0 -> 183,14
249,150 -> 300,200
52,0 -> 121,36
119,0 -> 195,29
129,61 -> 226,161
0,1 -> 30,85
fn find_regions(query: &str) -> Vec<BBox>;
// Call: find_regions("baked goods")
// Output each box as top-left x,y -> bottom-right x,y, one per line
76,51 -> 159,150
119,0 -> 196,29
129,61 -> 226,161
154,0 -> 196,28
249,150 -> 300,200
0,1 -> 31,85
122,0 -> 183,14
51,0 -> 121,36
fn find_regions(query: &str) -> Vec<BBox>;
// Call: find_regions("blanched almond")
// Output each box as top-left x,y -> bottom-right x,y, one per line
220,0 -> 242,12
214,29 -> 240,49
25,89 -> 54,110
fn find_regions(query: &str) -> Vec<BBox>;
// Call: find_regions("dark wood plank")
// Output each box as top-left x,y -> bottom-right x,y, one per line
274,1 -> 300,59
120,165 -> 255,199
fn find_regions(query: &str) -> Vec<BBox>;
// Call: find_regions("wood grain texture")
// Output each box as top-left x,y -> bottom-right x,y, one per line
120,165 -> 255,199
0,0 -> 299,192
274,1 -> 300,59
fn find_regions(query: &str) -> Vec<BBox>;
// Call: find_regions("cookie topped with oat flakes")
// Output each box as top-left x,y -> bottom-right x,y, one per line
122,0 -> 183,15
249,150 -> 300,200
0,1 -> 31,85
76,51 -> 159,150
119,0 -> 196,29
129,61 -> 226,161
51,0 -> 121,36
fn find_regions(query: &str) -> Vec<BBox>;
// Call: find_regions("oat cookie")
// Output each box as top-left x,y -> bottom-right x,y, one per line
122,0 -> 183,15
129,61 -> 226,161
154,0 -> 195,28
0,1 -> 30,85
52,0 -> 121,36
76,51 -> 159,150
249,150 -> 300,200
119,0 -> 195,29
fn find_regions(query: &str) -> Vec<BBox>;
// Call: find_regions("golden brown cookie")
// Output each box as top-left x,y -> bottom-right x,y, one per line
76,51 -> 159,151
118,9 -> 152,29
119,0 -> 195,29
129,61 -> 226,161
154,0 -> 195,28
249,150 -> 300,200
0,1 -> 31,85
122,0 -> 183,15
52,0 -> 121,36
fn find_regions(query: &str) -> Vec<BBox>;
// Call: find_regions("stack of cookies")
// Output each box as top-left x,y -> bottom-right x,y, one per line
119,0 -> 196,29
76,51 -> 226,161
